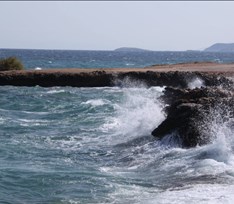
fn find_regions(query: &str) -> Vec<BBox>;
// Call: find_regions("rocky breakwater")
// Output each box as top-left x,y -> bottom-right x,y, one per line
152,83 -> 234,148
0,70 -> 115,87
0,68 -> 231,88
1,64 -> 234,149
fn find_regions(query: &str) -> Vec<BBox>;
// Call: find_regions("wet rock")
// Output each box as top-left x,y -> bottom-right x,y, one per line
152,86 -> 234,148
161,86 -> 233,106
117,71 -> 231,88
0,71 -> 114,87
0,70 -> 232,88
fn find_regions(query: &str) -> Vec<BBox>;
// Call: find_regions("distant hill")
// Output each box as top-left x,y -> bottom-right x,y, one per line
114,47 -> 151,52
204,43 -> 234,52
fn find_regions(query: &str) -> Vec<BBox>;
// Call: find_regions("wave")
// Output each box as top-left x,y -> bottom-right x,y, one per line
99,85 -> 165,144
82,99 -> 110,107
46,89 -> 66,94
99,85 -> 234,203
1,84 -> 234,203
105,183 -> 234,204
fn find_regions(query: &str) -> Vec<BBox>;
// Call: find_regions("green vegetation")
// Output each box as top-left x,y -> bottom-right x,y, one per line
0,57 -> 24,71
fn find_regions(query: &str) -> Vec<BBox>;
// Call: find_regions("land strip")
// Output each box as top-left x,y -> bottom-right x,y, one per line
0,62 -> 234,87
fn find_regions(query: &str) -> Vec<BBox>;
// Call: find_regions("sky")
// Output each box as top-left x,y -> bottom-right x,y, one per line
1,1 -> 234,51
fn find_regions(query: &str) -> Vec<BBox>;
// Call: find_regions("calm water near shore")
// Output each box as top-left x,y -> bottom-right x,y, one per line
0,49 -> 234,203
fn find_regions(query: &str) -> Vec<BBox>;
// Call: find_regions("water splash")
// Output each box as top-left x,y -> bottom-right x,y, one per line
113,76 -> 147,88
100,84 -> 165,144
199,105 -> 234,164
188,77 -> 205,89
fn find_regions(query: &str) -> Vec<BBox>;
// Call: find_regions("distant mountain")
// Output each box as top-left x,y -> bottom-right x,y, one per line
204,43 -> 234,52
114,47 -> 151,52
186,50 -> 201,52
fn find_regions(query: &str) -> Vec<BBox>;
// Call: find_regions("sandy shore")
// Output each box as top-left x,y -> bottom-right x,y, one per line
147,62 -> 234,73
3,62 -> 234,74
22,62 -> 234,73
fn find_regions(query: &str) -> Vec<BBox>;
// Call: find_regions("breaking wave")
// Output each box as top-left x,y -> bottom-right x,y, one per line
1,83 -> 234,203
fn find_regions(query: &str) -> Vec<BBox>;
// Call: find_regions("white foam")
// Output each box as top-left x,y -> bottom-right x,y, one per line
203,106 -> 234,165
18,118 -> 50,127
35,67 -> 42,70
174,105 -> 234,177
0,117 -> 5,124
82,99 -> 109,107
126,63 -> 135,66
152,184 -> 234,204
114,77 -> 147,88
46,89 -> 65,94
100,86 -> 165,144
100,86 -> 234,204
188,77 -> 205,89
106,183 -> 234,204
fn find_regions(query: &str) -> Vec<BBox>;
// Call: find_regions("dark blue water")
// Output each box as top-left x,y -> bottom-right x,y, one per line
0,49 -> 234,69
0,49 -> 234,203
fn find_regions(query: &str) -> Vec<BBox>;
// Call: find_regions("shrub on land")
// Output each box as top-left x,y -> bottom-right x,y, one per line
0,57 -> 24,71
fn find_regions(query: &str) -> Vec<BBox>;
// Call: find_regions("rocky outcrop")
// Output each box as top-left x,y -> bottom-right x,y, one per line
116,71 -> 231,88
0,69 -> 231,88
0,66 -> 233,148
0,71 -> 114,87
152,86 -> 234,148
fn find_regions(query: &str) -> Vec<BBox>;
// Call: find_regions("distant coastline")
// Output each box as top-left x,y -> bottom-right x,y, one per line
114,43 -> 234,53
114,47 -> 151,52
1,43 -> 234,52
204,43 -> 234,52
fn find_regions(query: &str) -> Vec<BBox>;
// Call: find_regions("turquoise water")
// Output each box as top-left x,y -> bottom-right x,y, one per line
1,84 -> 234,203
1,49 -> 234,203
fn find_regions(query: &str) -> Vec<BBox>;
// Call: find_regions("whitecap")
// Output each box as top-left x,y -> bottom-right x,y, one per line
126,63 -> 135,66
82,99 -> 109,107
46,89 -> 66,94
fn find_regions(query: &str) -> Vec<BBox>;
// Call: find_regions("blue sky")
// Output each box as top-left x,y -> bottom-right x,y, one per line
1,1 -> 234,51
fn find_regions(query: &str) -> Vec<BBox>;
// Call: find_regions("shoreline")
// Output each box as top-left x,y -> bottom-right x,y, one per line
0,62 -> 234,87
5,62 -> 234,73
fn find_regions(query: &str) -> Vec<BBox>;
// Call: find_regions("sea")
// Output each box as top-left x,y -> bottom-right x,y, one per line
0,49 -> 234,204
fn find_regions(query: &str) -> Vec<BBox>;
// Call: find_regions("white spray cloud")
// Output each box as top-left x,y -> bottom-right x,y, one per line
188,77 -> 205,89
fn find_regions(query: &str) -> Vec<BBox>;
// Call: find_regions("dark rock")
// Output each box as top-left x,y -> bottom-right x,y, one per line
160,86 -> 233,106
0,71 -> 114,87
0,69 -> 232,88
152,86 -> 234,148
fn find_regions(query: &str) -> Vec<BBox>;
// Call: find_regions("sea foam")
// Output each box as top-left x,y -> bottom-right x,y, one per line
82,99 -> 109,107
188,77 -> 205,89
100,85 -> 165,144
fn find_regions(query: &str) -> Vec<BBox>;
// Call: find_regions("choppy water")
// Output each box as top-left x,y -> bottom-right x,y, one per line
1,83 -> 234,203
1,49 -> 234,69
1,49 -> 234,203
